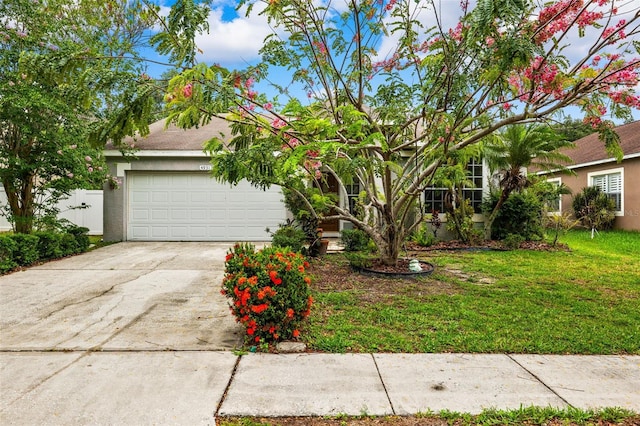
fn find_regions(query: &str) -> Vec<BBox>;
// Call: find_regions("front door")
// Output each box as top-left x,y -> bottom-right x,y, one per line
318,174 -> 340,233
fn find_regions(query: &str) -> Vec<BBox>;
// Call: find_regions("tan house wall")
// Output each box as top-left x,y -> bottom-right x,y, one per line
547,157 -> 640,231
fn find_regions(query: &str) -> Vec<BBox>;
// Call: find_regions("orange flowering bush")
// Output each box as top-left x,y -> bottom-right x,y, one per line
221,243 -> 313,344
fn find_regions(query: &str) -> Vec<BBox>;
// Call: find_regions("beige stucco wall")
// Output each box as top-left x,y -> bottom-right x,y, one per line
546,157 -> 640,231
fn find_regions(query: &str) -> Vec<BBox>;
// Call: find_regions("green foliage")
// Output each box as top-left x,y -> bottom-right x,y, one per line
572,186 -> 616,231
59,233 -> 80,256
0,0 -> 156,234
9,233 -> 40,266
445,198 -> 481,244
343,252 -> 375,269
0,235 -> 18,274
502,233 -> 525,249
544,212 -> 581,246
269,224 -> 307,254
484,191 -> 544,241
409,223 -> 437,247
66,226 -> 90,252
340,229 -> 371,252
160,0 -> 638,265
222,243 -> 313,345
33,231 -> 63,260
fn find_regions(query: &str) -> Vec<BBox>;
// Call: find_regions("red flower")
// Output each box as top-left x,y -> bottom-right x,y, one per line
286,308 -> 295,319
251,303 -> 269,314
225,253 -> 233,262
292,329 -> 300,338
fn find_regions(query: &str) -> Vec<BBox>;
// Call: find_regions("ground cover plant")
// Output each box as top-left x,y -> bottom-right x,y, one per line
304,230 -> 639,354
219,406 -> 639,425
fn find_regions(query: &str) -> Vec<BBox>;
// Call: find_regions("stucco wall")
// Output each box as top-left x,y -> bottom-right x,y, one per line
547,157 -> 640,231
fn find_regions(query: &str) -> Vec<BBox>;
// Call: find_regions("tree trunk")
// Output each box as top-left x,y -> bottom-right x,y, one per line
483,189 -> 510,241
2,177 -> 35,234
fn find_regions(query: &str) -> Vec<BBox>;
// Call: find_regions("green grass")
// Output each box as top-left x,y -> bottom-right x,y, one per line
218,406 -> 639,425
306,230 -> 640,354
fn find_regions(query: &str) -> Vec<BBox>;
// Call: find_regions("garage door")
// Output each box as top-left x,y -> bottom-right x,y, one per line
127,172 -> 287,241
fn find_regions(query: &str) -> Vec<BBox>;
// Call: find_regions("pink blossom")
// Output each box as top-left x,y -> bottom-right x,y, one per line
70,145 -> 77,149
67,173 -> 74,178
485,37 -> 495,47
272,118 -> 287,129
88,167 -> 93,172
85,156 -> 92,162
182,83 -> 193,98
502,102 -> 512,111
265,102 -> 273,111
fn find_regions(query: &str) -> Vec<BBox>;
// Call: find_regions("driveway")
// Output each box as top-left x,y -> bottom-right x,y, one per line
0,242 -> 243,352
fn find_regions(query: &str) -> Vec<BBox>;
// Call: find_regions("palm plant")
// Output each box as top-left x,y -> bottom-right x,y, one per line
482,124 -> 574,240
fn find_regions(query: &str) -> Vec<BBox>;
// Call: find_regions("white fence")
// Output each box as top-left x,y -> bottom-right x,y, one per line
0,190 -> 103,235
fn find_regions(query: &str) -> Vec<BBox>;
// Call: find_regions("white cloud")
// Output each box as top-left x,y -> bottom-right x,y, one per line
194,3 -> 277,66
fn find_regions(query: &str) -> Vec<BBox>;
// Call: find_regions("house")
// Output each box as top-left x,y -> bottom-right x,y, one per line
102,118 -> 290,242
540,120 -> 640,231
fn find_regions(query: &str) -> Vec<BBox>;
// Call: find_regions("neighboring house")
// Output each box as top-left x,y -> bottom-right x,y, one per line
540,120 -> 640,231
103,118 -> 290,242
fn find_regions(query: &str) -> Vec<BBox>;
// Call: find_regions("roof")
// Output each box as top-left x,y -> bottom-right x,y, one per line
560,120 -> 640,167
109,117 -> 233,151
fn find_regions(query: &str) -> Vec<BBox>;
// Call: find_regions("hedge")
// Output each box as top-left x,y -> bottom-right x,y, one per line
0,227 -> 92,275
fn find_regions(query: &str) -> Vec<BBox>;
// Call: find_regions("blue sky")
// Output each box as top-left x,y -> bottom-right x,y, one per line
144,0 -> 639,122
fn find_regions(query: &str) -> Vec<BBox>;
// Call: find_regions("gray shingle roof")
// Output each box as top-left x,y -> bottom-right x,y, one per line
111,117 -> 233,151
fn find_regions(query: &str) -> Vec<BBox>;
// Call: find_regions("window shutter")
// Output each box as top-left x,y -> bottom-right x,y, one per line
592,175 -> 606,191
608,173 -> 622,193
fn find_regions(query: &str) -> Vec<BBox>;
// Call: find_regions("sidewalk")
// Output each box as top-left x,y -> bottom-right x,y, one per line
1,243 -> 638,425
2,351 -> 639,425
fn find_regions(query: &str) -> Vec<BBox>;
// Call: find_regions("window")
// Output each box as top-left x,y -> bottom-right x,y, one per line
424,159 -> 484,214
345,182 -> 361,214
588,168 -> 623,214
546,178 -> 562,213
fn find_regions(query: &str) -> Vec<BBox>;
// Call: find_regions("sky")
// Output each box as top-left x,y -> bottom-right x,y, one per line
144,0 -> 640,122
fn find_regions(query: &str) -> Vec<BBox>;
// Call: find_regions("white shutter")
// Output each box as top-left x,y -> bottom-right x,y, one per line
592,175 -> 607,191
608,173 -> 622,193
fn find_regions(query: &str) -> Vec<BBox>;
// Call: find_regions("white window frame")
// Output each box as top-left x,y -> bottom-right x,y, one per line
546,177 -> 562,214
587,167 -> 624,216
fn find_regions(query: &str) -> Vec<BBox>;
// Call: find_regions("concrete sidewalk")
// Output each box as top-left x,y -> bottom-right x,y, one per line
1,351 -> 639,425
1,242 -> 639,424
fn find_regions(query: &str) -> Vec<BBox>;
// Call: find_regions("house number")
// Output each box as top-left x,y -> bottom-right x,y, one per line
199,165 -> 212,171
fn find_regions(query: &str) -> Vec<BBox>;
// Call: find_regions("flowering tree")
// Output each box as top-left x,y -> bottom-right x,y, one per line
0,0 -> 157,233
161,0 -> 639,264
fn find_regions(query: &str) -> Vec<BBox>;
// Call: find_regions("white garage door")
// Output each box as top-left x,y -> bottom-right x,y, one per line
127,172 -> 287,241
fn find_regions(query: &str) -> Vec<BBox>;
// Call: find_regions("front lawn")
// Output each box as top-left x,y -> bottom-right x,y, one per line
305,230 -> 640,354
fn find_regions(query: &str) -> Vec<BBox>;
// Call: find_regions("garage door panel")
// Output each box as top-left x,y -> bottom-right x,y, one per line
128,172 -> 286,241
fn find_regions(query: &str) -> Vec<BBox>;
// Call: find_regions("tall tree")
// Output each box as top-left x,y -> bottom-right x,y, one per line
0,0 -> 157,233
482,124 -> 575,239
160,0 -> 639,264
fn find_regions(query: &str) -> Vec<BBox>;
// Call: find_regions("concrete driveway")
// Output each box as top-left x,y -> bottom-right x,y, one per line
0,242 -> 243,352
0,242 -> 243,424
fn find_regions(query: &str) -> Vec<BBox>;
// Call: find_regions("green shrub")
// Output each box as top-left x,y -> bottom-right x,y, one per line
344,251 -> 374,269
0,235 -> 18,274
572,186 -> 616,231
270,224 -> 307,253
340,228 -> 371,252
484,191 -> 544,241
60,233 -> 80,256
34,231 -> 63,259
222,243 -> 313,345
502,233 -> 525,249
10,233 -> 40,266
66,226 -> 90,252
410,223 -> 437,247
